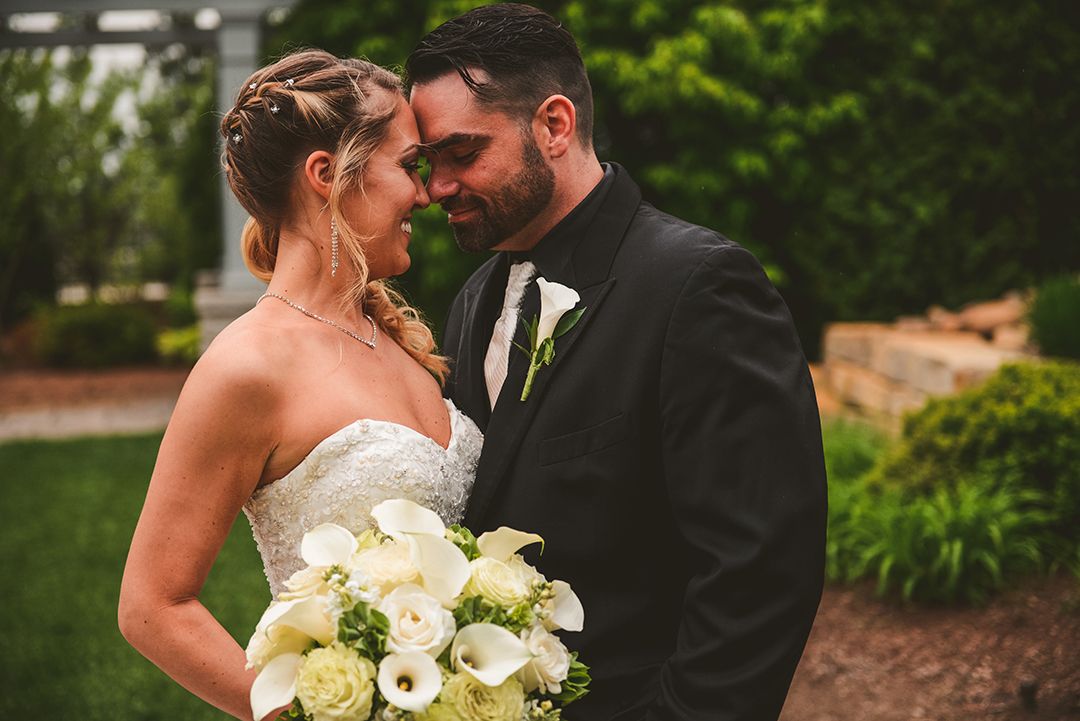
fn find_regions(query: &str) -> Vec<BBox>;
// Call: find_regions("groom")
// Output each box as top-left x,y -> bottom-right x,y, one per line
407,5 -> 827,720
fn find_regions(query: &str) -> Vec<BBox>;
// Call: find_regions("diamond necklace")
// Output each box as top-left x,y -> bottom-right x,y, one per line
258,292 -> 377,349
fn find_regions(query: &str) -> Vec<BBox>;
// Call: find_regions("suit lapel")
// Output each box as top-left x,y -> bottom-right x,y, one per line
452,255 -> 509,434
466,277 -> 616,526
463,164 -> 643,528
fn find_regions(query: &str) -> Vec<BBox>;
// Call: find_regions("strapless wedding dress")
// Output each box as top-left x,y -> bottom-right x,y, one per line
243,398 -> 482,598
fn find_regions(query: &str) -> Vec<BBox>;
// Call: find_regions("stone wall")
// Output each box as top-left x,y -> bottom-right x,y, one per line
818,293 -> 1036,431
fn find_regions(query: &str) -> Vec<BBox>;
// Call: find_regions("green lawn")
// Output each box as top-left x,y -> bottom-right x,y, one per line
0,433 -> 270,720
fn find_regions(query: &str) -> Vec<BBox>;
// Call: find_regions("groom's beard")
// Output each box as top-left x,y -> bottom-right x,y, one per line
443,136 -> 555,254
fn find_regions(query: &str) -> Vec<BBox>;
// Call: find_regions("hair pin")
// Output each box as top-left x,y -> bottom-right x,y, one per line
249,82 -> 257,90
285,78 -> 295,87
270,105 -> 280,114
233,133 -> 242,143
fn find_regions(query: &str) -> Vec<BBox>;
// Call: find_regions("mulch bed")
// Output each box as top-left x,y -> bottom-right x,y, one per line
0,366 -> 190,410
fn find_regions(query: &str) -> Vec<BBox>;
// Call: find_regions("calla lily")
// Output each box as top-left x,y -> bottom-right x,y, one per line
536,278 -> 580,343
301,523 -> 359,567
405,532 -> 472,607
372,499 -> 446,538
246,617 -> 314,672
254,593 -> 336,647
451,623 -> 533,687
377,652 -> 443,713
477,527 -> 544,563
251,652 -> 303,721
546,580 -> 585,632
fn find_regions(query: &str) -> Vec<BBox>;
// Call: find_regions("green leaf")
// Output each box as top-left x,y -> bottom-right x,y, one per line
552,307 -> 586,339
448,524 -> 483,561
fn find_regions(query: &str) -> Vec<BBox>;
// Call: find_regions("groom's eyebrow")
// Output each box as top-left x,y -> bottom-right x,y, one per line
422,132 -> 489,154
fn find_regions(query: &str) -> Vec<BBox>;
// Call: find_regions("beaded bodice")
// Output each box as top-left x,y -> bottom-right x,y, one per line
243,398 -> 482,598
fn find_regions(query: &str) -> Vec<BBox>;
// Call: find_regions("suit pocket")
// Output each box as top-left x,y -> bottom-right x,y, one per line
537,412 -> 634,467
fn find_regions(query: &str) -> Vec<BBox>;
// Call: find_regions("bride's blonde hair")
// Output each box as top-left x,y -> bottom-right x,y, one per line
221,49 -> 447,381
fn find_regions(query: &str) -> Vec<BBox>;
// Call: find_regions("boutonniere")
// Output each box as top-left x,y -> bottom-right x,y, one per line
517,278 -> 585,401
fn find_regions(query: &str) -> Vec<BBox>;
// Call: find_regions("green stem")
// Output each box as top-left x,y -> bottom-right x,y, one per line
521,357 -> 542,401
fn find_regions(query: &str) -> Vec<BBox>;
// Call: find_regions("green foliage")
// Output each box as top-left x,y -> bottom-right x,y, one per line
820,417 -> 889,483
869,362 -> 1080,538
0,45 -> 219,338
157,324 -> 202,366
0,433 -> 265,720
1027,275 -> 1080,359
35,302 -> 158,368
545,653 -> 591,705
337,601 -> 390,659
273,0 -> 1080,355
453,594 -> 511,629
448,523 -> 483,560
828,477 -> 1054,603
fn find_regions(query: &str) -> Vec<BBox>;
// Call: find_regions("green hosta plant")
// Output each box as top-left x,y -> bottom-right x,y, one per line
840,480 -> 1053,603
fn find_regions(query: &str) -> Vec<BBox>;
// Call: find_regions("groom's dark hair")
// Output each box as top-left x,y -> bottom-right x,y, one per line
406,3 -> 594,148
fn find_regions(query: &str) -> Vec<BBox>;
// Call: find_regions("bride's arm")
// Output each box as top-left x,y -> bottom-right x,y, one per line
119,344 -> 286,721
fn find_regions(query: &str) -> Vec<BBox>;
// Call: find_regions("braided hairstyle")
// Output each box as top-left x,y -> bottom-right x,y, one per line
221,49 -> 446,380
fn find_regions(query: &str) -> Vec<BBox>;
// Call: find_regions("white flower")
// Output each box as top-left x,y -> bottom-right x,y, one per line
280,565 -> 330,601
246,594 -> 336,672
464,557 -> 531,609
438,672 -> 525,721
302,523 -> 359,567
476,527 -> 543,563
348,541 -> 420,595
251,652 -> 304,721
295,643 -> 377,721
543,580 -> 584,633
368,499 -> 471,607
536,278 -> 580,345
378,583 -> 456,657
451,623 -> 533,687
377,651 -> 443,713
516,625 -> 572,695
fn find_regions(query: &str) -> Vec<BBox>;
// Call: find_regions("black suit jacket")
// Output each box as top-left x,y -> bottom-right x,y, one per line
441,164 -> 827,721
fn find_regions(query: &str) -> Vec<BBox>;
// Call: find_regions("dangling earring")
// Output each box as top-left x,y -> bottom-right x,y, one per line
330,216 -> 339,277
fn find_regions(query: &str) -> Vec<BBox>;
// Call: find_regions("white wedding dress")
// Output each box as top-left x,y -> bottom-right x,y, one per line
243,398 -> 482,598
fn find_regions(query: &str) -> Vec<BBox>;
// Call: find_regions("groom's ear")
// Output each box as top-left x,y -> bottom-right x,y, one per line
303,150 -> 335,200
535,95 -> 576,159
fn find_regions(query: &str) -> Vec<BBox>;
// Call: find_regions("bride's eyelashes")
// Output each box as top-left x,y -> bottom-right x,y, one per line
401,159 -> 425,174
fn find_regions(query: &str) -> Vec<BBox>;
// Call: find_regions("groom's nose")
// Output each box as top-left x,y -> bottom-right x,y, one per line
424,165 -> 459,205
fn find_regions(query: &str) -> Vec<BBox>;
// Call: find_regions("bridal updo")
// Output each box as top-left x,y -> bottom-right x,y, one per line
220,49 -> 446,379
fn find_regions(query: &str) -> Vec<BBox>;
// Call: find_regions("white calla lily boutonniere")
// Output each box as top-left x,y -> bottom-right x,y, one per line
518,278 -> 585,401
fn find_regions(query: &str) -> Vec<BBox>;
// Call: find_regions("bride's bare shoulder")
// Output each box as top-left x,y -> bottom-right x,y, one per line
178,310 -> 296,409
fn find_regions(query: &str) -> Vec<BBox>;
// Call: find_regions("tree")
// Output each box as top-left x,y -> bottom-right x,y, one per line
267,0 -> 1080,355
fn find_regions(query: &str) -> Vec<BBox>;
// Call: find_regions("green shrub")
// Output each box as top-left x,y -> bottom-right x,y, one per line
821,418 -> 890,483
829,479 -> 1053,603
35,302 -> 158,368
868,362 -> 1080,541
156,323 -> 201,366
1027,275 -> 1080,360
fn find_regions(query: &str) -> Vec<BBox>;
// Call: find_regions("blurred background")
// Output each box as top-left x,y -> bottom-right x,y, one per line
2,1 -> 1079,719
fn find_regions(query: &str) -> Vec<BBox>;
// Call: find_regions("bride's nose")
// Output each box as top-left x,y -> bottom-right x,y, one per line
413,173 -> 430,210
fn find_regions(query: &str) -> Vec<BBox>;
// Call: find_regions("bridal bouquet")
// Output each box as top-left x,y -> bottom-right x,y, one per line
245,499 -> 590,721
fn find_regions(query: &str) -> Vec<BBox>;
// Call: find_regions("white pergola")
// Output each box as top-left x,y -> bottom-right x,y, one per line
1,0 -> 297,346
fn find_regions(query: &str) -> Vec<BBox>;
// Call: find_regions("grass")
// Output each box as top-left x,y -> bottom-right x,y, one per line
0,433 -> 269,719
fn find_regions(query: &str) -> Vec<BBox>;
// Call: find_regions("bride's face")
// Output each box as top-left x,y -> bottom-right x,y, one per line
345,100 -> 430,281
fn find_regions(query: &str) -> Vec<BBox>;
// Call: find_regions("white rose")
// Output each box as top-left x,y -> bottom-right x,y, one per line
516,625 -> 572,695
506,554 -> 544,590
378,583 -> 456,657
295,643 -> 377,721
439,671 -> 524,721
348,541 -> 419,595
464,557 -> 530,608
279,565 -> 330,601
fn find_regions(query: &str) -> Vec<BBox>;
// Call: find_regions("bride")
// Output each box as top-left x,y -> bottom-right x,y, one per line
118,49 -> 481,721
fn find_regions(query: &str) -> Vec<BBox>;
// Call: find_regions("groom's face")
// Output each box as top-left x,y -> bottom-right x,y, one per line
411,72 -> 555,253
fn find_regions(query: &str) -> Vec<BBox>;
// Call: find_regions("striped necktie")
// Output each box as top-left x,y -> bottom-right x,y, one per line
484,260 -> 536,409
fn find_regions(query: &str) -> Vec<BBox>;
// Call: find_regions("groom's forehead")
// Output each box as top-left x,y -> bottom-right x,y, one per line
410,74 -> 516,147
